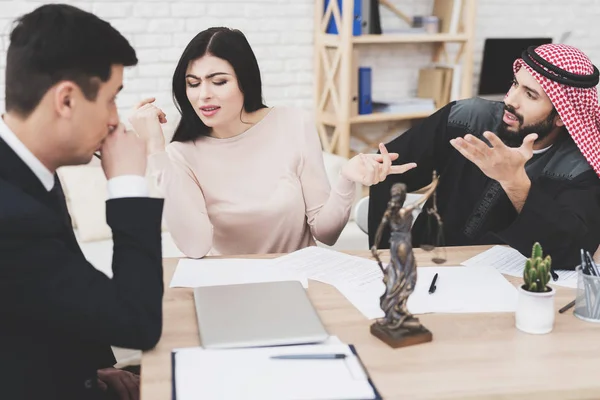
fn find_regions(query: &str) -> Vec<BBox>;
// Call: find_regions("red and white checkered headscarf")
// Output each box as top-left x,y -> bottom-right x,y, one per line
513,44 -> 600,177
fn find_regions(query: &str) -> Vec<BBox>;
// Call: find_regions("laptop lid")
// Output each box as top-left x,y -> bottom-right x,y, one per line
193,280 -> 329,349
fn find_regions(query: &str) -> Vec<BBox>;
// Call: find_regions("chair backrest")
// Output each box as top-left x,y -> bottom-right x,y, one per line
354,196 -> 370,234
354,193 -> 424,234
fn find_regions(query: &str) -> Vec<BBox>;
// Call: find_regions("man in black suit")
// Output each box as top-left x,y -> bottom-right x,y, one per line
0,4 -> 164,400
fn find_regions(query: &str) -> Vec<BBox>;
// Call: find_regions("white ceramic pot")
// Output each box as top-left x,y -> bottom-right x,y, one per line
515,285 -> 556,334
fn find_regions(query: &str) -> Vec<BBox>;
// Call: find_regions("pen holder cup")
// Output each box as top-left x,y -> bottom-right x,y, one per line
573,265 -> 600,323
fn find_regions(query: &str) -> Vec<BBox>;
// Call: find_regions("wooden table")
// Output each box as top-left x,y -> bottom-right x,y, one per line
141,246 -> 600,399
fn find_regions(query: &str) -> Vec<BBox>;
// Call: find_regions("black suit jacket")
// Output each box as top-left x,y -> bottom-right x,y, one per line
0,137 -> 165,399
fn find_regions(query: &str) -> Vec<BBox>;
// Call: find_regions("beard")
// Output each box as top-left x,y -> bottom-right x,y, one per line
496,104 -> 557,148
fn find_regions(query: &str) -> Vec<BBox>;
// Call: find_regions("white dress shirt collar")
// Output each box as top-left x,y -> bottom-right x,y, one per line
0,115 -> 55,191
532,145 -> 553,154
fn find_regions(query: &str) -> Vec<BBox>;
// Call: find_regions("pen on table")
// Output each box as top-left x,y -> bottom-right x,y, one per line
270,353 -> 347,360
558,299 -> 576,314
428,273 -> 438,294
93,152 -> 102,160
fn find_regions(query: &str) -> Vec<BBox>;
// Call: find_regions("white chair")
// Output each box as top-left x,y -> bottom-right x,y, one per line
354,193 -> 424,234
354,196 -> 370,234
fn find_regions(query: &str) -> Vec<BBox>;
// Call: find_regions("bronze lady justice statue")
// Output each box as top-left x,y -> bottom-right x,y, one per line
370,173 -> 441,348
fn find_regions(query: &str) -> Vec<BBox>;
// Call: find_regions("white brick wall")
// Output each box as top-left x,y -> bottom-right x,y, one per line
1,0 -> 599,143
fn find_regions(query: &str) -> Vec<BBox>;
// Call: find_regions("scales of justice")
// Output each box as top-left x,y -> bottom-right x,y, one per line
370,172 -> 444,348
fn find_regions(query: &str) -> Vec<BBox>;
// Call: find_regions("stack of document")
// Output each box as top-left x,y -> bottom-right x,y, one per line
172,341 -> 380,400
372,98 -> 436,114
270,247 -> 518,319
169,247 -> 523,321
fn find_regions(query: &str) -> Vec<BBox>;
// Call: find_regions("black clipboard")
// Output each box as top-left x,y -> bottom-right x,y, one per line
171,344 -> 382,400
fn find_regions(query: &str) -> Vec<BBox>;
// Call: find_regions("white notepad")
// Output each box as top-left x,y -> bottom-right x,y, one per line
172,343 -> 379,400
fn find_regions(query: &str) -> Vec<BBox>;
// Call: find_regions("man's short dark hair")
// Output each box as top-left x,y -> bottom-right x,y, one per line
5,4 -> 138,117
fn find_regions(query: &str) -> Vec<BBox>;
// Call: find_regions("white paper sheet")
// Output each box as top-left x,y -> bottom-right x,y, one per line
336,280 -> 385,320
337,265 -> 518,318
170,258 -> 308,288
172,343 -> 376,400
269,246 -> 383,287
407,266 -> 517,313
461,245 -> 578,288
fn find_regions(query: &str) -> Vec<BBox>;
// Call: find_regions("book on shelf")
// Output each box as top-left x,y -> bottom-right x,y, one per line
432,0 -> 463,34
324,0 -> 361,36
380,27 -> 427,34
324,0 -> 382,36
428,62 -> 463,102
358,67 -> 373,115
372,98 -> 436,115
449,64 -> 462,101
367,0 -> 382,34
417,66 -> 453,108
351,50 -> 360,116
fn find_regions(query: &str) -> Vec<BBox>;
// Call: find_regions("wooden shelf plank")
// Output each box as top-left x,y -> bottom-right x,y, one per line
353,33 -> 469,44
350,110 -> 434,123
320,33 -> 469,46
319,110 -> 435,125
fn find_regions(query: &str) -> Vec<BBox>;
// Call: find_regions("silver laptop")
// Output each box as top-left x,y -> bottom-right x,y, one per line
193,281 -> 329,349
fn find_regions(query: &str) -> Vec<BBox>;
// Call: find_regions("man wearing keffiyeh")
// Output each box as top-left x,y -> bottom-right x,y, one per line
369,44 -> 600,270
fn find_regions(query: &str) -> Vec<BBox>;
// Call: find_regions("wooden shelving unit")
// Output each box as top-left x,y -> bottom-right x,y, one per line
313,0 -> 478,157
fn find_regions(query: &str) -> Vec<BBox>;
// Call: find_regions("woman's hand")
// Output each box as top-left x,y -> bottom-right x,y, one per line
128,97 -> 168,154
341,143 -> 417,186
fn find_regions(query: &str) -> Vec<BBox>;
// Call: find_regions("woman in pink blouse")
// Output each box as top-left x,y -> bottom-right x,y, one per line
129,27 -> 416,258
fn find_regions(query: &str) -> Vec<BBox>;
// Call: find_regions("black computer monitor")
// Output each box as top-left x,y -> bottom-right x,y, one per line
478,38 -> 553,96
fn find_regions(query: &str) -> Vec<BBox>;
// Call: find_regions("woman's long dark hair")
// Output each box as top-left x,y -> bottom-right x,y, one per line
171,27 -> 267,143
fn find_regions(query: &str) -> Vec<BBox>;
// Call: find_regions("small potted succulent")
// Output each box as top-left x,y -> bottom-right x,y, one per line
515,242 -> 556,334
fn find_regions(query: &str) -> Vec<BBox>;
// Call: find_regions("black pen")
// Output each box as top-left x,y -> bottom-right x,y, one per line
585,251 -> 600,276
270,353 -> 347,360
581,249 -> 590,275
93,152 -> 102,160
428,273 -> 438,294
558,299 -> 576,314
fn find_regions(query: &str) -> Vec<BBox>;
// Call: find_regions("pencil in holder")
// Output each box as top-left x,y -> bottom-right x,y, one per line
574,265 -> 600,322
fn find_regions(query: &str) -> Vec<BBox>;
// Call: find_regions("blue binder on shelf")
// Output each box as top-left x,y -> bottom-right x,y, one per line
324,0 -> 362,36
358,67 -> 372,115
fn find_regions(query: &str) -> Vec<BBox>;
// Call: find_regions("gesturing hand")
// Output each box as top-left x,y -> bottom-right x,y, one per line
450,131 -> 537,186
128,97 -> 167,154
341,143 -> 417,186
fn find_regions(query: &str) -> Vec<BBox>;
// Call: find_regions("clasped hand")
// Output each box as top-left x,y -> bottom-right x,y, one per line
450,131 -> 537,186
97,367 -> 139,400
342,143 -> 417,186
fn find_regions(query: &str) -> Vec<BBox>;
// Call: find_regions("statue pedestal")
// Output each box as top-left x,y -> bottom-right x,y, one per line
370,322 -> 432,348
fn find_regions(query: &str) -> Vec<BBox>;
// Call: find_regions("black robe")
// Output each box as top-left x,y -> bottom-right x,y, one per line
368,98 -> 600,270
